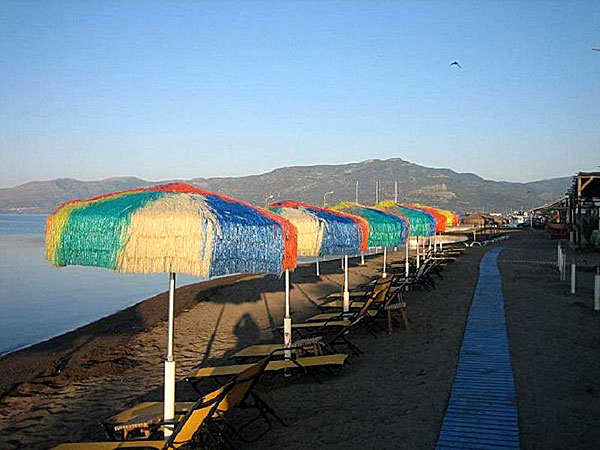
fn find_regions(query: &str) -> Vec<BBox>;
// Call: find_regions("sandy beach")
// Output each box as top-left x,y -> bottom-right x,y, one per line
1,231 -> 599,449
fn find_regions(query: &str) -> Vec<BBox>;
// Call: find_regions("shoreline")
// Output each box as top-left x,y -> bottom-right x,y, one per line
0,253 -> 369,396
0,250 -> 391,448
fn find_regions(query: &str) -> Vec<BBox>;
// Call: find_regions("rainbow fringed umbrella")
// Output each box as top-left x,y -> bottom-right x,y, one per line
377,201 -> 438,275
410,203 -> 458,228
332,202 -> 409,278
404,204 -> 447,233
269,200 -> 369,312
45,182 -> 297,435
376,201 -> 435,237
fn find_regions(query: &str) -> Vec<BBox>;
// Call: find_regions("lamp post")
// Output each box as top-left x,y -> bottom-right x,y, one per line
265,194 -> 274,206
323,191 -> 334,207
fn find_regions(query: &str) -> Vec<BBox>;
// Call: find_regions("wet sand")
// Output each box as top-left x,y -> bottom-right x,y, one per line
1,231 -> 598,449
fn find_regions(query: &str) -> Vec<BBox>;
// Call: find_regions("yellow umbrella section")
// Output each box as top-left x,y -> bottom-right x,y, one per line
270,207 -> 325,257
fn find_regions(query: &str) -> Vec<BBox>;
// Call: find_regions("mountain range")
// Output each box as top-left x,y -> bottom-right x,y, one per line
0,158 -> 571,215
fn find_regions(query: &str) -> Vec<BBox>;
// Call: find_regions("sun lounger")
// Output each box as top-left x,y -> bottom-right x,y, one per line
232,324 -> 364,360
105,356 -> 284,445
308,278 -> 395,323
187,354 -> 348,384
319,275 -> 393,310
52,378 -> 236,449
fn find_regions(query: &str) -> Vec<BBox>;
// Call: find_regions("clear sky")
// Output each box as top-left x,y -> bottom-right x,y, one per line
1,1 -> 599,188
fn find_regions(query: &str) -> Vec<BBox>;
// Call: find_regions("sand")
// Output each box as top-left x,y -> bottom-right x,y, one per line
500,232 -> 600,449
1,231 -> 598,449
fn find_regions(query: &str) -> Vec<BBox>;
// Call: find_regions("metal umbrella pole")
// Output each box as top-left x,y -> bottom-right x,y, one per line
284,269 -> 292,359
343,255 -> 350,312
163,272 -> 176,437
405,240 -> 410,277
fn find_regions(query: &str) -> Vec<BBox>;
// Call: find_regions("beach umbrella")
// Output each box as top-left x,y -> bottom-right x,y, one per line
269,201 -> 368,314
376,201 -> 437,274
411,203 -> 458,228
376,201 -> 435,237
332,202 -> 409,279
404,204 -> 447,233
45,182 -> 297,436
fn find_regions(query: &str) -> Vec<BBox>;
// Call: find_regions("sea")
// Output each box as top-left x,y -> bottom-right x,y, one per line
0,215 -> 206,356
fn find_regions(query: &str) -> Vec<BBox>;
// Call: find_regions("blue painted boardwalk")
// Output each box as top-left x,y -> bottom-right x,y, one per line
436,247 -> 520,449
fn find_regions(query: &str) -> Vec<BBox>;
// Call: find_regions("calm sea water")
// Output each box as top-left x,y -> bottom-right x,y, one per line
0,215 -> 205,355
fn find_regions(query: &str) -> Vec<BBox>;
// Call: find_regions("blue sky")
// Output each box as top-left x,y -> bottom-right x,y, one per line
1,1 -> 599,187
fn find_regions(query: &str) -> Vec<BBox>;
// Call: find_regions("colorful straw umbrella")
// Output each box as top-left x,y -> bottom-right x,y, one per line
404,204 -> 447,233
376,201 -> 437,275
269,201 -> 368,313
45,182 -> 297,436
376,201 -> 435,237
411,203 -> 458,227
332,202 -> 409,279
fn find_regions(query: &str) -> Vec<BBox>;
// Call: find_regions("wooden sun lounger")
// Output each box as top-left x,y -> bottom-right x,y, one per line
319,276 -> 393,310
103,356 -> 286,445
53,443 -> 170,449
230,338 -> 326,360
319,298 -> 369,309
188,354 -> 348,380
323,290 -> 370,299
53,377 -> 235,449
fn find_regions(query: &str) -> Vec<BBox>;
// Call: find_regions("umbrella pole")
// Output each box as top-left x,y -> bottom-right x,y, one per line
343,255 -> 350,312
416,237 -> 420,269
164,272 -> 176,437
316,257 -> 320,276
405,240 -> 409,276
360,251 -> 365,265
284,269 -> 292,359
382,247 -> 387,278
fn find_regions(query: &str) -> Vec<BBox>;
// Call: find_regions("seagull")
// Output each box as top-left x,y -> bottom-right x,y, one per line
450,61 -> 462,69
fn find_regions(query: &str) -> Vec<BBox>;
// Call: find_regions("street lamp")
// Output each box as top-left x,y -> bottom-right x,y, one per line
265,194 -> 274,206
323,191 -> 334,207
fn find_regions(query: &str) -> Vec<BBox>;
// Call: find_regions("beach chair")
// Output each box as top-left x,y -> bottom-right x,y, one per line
105,356 -> 283,445
318,275 -> 393,310
386,260 -> 437,291
186,352 -> 348,387
52,380 -> 236,449
231,327 -> 364,361
306,276 -> 395,323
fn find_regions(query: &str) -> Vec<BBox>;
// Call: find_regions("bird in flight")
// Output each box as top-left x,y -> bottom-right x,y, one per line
592,48 -> 600,52
450,61 -> 462,69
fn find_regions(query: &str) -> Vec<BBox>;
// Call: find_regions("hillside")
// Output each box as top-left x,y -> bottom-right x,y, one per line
0,159 -> 571,214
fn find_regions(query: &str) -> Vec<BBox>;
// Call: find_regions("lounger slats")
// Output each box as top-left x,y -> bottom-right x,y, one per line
232,344 -> 292,358
53,441 -> 166,449
190,354 -> 347,379
291,320 -> 352,329
319,300 -> 366,309
324,290 -> 369,298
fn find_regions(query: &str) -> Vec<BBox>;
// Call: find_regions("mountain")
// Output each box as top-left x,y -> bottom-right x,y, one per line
0,159 -> 571,214
0,177 -> 159,214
